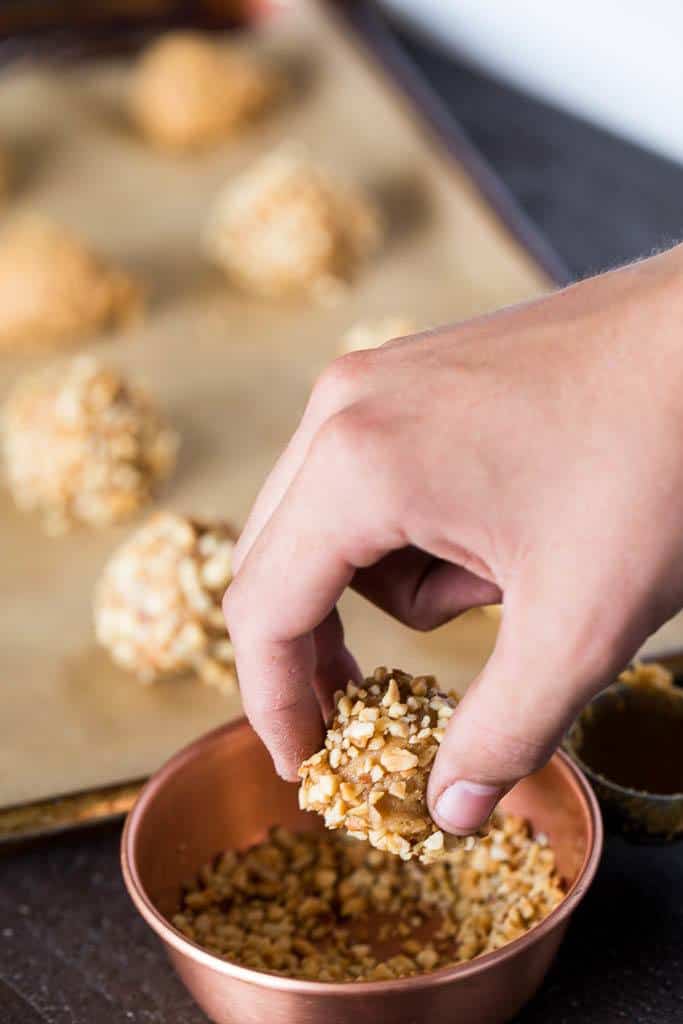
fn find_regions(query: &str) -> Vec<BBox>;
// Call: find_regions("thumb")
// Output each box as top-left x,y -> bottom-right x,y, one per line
427,590 -> 620,835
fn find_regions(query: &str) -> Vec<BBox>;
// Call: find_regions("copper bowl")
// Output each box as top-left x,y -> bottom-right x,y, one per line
122,718 -> 602,1024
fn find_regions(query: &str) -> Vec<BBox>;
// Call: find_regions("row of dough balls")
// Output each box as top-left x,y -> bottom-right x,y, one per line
2,316 -> 414,693
0,146 -> 382,352
0,33 -> 387,349
134,34 -> 383,298
88,322 -> 411,695
2,310 -> 414,535
1,353 -> 237,693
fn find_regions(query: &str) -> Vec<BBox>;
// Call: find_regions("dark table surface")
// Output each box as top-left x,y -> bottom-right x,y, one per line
4,18 -> 683,1024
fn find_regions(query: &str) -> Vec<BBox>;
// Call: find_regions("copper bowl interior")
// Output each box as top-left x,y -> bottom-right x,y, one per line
122,718 -> 602,1024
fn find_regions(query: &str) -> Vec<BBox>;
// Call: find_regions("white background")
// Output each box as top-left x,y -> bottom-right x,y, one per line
381,0 -> 683,165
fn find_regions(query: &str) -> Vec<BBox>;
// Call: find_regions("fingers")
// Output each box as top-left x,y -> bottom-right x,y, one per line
352,548 -> 501,630
224,407 -> 401,779
427,582 -> 625,835
233,351 -> 379,574
312,609 -> 362,722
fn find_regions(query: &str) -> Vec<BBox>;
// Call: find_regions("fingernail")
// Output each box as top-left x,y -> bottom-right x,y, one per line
434,780 -> 502,835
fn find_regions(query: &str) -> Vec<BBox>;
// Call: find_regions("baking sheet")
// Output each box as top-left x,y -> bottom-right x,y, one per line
1,0 -> 564,811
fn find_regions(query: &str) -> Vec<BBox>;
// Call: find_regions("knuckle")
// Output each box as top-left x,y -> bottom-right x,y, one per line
311,406 -> 372,468
222,579 -> 247,633
311,351 -> 374,414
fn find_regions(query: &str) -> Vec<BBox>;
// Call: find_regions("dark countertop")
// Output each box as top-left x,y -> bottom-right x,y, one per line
4,20 -> 683,1024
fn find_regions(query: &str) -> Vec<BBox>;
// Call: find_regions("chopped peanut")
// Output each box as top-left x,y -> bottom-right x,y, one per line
174,822 -> 565,982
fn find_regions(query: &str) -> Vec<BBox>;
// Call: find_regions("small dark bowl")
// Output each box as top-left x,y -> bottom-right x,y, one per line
565,674 -> 683,842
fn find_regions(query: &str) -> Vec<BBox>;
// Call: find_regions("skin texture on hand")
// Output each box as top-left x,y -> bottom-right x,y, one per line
224,244 -> 683,836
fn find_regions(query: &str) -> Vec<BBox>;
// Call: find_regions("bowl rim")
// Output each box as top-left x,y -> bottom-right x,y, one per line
121,716 -> 603,996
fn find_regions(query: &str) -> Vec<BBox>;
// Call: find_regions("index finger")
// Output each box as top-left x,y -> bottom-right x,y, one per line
223,411 -> 400,778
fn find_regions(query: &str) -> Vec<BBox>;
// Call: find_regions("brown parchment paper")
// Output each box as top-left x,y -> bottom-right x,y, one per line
0,0 -> 573,811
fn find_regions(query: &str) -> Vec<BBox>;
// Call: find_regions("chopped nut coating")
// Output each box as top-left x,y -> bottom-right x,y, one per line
174,822 -> 565,982
3,356 -> 177,533
94,511 -> 236,693
203,146 -> 382,301
299,668 -> 472,863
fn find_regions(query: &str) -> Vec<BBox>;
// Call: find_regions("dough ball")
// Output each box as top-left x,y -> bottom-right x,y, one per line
203,146 -> 382,300
130,32 -> 277,150
0,216 -> 142,349
341,315 -> 415,354
3,356 -> 178,534
299,667 -> 474,863
94,511 -> 237,693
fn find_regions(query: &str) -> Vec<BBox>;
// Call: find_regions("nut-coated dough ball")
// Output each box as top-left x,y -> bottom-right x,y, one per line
95,511 -> 237,693
3,357 -> 177,534
203,147 -> 382,300
299,667 -> 467,863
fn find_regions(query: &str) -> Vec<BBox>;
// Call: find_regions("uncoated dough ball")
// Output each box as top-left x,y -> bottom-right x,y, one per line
2,357 -> 178,534
341,315 -> 415,354
130,32 -> 277,150
202,147 -> 383,300
0,216 -> 142,349
94,512 -> 237,693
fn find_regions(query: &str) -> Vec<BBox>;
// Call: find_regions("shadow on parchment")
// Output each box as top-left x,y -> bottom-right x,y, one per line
370,171 -> 432,254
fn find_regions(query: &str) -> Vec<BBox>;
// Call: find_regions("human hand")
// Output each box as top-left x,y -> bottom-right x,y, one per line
224,244 -> 683,835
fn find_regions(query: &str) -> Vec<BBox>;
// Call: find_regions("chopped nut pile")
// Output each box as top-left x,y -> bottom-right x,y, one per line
173,823 -> 564,982
0,216 -> 141,348
341,315 -> 415,354
202,146 -> 382,301
299,668 -> 471,863
94,511 -> 237,693
3,356 -> 178,533
618,660 -> 675,692
131,32 -> 277,151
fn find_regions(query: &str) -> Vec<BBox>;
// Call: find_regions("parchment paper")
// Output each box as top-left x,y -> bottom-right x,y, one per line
0,0 -> 596,808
